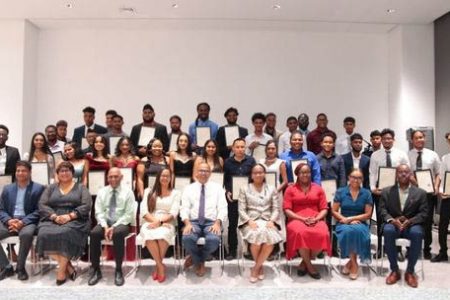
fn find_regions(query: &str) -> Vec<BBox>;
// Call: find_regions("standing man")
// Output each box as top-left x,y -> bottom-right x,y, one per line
0,161 -> 45,280
88,168 -> 135,286
105,109 -> 118,133
363,130 -> 382,158
342,133 -> 370,188
45,125 -> 65,154
181,162 -> 228,276
130,104 -> 169,157
223,138 -> 256,260
0,125 -> 21,181
307,113 -> 336,155
216,107 -> 249,159
264,113 -> 282,143
72,106 -> 108,148
245,113 -> 273,156
380,164 -> 428,288
188,102 -> 219,152
298,113 -> 310,151
335,116 -> 356,155
103,114 -> 128,139
278,116 -> 299,156
56,120 -> 71,143
168,115 -> 184,152
408,130 -> 441,259
316,133 -> 346,188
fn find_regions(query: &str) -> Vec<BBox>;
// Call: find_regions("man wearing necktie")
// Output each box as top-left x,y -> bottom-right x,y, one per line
88,168 -> 136,286
379,164 -> 428,288
407,130 -> 441,260
181,163 -> 228,277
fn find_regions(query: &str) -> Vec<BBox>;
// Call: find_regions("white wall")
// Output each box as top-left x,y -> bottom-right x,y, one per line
35,23 -> 389,152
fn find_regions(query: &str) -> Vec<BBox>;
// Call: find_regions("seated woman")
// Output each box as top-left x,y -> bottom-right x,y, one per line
139,168 -> 180,283
332,168 -> 373,280
36,161 -> 92,285
238,164 -> 283,283
63,142 -> 88,186
283,163 -> 331,280
24,132 -> 55,183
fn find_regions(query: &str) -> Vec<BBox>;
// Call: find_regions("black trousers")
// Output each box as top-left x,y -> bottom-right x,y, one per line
438,198 -> 450,254
423,193 -> 437,253
227,201 -> 238,255
0,222 -> 36,270
89,224 -> 129,270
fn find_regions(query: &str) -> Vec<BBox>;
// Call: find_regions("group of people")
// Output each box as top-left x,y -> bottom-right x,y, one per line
0,103 -> 448,289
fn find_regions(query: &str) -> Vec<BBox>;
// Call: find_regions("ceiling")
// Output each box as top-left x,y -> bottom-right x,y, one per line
0,0 -> 449,25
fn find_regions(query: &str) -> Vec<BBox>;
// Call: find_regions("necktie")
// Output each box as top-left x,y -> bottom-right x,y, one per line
386,150 -> 392,168
198,184 -> 205,225
416,151 -> 423,170
108,189 -> 117,226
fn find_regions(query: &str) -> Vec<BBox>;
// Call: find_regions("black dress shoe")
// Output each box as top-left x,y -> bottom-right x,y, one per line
0,265 -> 14,281
68,268 -> 77,281
114,270 -> 124,286
225,253 -> 236,261
88,268 -> 102,286
308,271 -> 321,280
431,253 -> 449,263
56,278 -> 67,286
16,269 -> 29,281
296,268 -> 307,277
423,251 -> 432,260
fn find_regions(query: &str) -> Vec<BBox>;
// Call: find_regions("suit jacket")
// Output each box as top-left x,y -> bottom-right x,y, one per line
379,184 -> 428,226
4,145 -> 21,179
72,124 -> 108,147
237,184 -> 279,227
129,123 -> 169,154
342,152 -> 370,189
0,181 -> 45,225
216,125 -> 249,159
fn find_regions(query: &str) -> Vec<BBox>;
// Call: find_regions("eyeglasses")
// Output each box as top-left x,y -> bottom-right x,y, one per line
198,169 -> 211,174
349,176 -> 363,180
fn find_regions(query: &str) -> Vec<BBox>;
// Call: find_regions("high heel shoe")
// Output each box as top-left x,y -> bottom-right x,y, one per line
67,268 -> 77,281
152,271 -> 158,281
157,274 -> 166,283
56,278 -> 67,286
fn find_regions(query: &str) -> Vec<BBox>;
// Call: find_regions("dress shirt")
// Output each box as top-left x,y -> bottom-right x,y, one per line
48,140 -> 65,154
316,152 -> 347,187
335,133 -> 352,155
279,149 -> 321,184
369,147 -> 410,190
306,127 -> 336,154
278,130 -> 295,156
180,181 -> 228,222
244,133 -> 273,155
439,153 -> 450,198
223,155 -> 256,197
299,128 -> 310,151
408,148 -> 441,177
352,152 -> 361,169
84,124 -> 96,137
0,147 -> 6,175
398,185 -> 410,211
188,119 -> 219,146
95,185 -> 136,228
13,186 -> 26,217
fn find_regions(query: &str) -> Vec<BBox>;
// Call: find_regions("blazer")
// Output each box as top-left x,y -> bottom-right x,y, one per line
238,184 -> 279,227
0,181 -> 45,225
379,184 -> 428,226
342,152 -> 370,189
4,145 -> 21,179
129,123 -> 169,154
216,125 -> 249,159
72,124 -> 108,147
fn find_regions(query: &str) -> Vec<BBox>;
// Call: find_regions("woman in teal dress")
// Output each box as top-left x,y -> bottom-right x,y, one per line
63,142 -> 88,186
332,168 -> 373,280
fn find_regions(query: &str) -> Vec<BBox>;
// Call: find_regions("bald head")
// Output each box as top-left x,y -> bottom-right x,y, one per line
107,167 -> 123,188
196,162 -> 211,184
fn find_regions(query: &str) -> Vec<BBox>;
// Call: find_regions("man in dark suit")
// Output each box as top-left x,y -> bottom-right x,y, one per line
0,161 -> 45,280
130,103 -> 169,157
379,164 -> 428,288
342,133 -> 370,188
72,106 -> 108,148
216,107 -> 248,159
0,124 -> 21,181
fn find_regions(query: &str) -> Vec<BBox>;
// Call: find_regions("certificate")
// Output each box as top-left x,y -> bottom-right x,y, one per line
377,167 -> 396,189
169,134 -> 179,152
109,136 -> 121,155
31,162 -> 49,185
265,172 -> 278,188
232,176 -> 248,200
291,159 -> 308,182
88,171 -> 106,195
53,151 -> 64,167
81,138 -> 89,150
444,172 -> 450,195
225,126 -> 239,147
196,127 -> 211,147
322,179 -> 337,203
120,167 -> 133,191
209,172 -> 224,186
415,169 -> 434,194
138,127 -> 155,147
251,144 -> 266,162
147,175 -> 157,190
175,176 -> 191,191
0,175 -> 12,194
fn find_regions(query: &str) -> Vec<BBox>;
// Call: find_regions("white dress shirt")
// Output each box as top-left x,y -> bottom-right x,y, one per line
408,148 -> 441,177
0,147 -> 6,175
335,133 -> 351,155
49,140 -> 65,154
244,133 -> 273,155
278,130 -> 293,156
439,153 -> 450,198
369,147 -> 410,190
180,181 -> 228,223
352,152 -> 361,169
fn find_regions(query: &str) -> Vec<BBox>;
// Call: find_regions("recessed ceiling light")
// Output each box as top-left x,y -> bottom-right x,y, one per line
272,4 -> 281,10
387,9 -> 396,13
66,3 -> 73,8
172,3 -> 179,8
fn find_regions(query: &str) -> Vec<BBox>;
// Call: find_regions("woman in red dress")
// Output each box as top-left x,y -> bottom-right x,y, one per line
283,163 -> 331,279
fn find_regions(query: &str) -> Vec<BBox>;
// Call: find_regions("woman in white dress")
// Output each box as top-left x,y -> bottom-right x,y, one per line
238,164 -> 283,283
259,140 -> 288,193
139,168 -> 180,283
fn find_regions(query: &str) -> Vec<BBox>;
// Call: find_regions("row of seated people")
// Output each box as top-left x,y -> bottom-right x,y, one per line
0,158 -> 426,288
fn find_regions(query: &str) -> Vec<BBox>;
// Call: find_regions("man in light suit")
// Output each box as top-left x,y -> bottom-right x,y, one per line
0,161 -> 45,280
379,164 -> 428,288
0,125 -> 21,181
72,106 -> 108,148
342,133 -> 370,188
